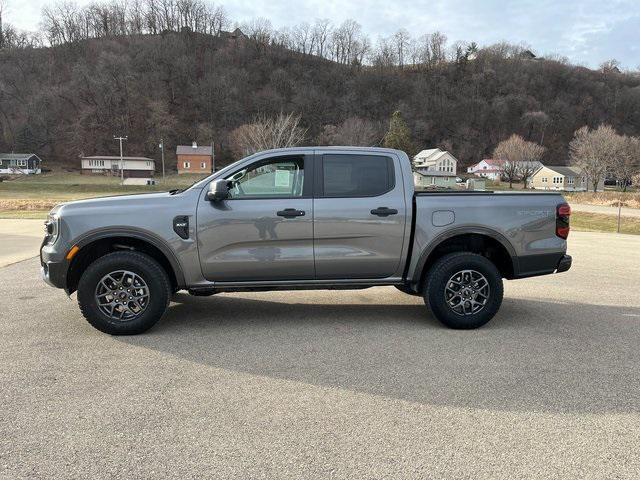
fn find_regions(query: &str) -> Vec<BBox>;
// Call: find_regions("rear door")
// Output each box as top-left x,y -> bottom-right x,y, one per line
313,152 -> 407,279
197,154 -> 314,281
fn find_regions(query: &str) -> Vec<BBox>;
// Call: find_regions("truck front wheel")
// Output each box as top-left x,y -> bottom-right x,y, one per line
77,251 -> 171,335
424,252 -> 503,329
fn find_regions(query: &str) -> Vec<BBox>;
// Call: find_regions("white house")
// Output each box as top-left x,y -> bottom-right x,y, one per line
468,158 -> 543,182
81,156 -> 155,178
0,153 -> 43,174
413,148 -> 458,187
467,159 -> 505,181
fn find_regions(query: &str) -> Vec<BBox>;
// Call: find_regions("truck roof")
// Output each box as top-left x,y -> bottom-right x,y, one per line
247,146 -> 406,156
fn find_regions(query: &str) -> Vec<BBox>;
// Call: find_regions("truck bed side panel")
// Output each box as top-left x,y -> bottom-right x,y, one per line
406,193 -> 566,281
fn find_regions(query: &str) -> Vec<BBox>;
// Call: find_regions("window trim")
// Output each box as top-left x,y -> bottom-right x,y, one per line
221,154 -> 313,200
314,153 -> 396,199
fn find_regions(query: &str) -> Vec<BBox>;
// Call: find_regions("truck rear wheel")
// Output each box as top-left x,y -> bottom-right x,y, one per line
424,252 -> 503,329
77,251 -> 171,335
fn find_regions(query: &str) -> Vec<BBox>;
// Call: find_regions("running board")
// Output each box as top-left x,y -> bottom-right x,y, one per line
188,277 -> 404,293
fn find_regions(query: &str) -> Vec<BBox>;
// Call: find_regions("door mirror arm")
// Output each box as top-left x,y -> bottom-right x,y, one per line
207,179 -> 230,202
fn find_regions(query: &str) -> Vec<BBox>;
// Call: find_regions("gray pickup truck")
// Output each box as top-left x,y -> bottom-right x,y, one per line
41,147 -> 572,335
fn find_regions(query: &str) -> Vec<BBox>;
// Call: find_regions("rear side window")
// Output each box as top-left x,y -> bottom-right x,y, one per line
321,154 -> 394,197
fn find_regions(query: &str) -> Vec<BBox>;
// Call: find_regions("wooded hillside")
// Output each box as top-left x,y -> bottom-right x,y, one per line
1,14 -> 639,169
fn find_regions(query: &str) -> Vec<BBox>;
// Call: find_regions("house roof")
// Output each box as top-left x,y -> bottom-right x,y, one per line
176,145 -> 213,156
82,156 -> 154,164
482,158 -> 506,166
468,158 -> 505,169
414,148 -> 458,166
414,148 -> 441,160
0,153 -> 41,161
537,165 -> 582,177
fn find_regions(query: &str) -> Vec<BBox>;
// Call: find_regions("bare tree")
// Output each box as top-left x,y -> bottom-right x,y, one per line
291,21 -> 312,54
614,136 -> 640,191
393,28 -> 410,68
521,110 -> 550,144
570,124 -> 624,192
0,0 -> 6,48
229,112 -> 306,157
242,17 -> 273,47
317,117 -> 380,146
370,35 -> 397,67
494,134 -> 545,188
311,19 -> 331,57
429,31 -> 447,65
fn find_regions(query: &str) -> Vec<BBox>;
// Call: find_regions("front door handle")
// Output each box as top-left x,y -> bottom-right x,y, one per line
277,208 -> 305,218
370,207 -> 398,217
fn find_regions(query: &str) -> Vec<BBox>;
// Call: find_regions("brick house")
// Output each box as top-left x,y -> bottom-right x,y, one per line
176,143 -> 214,174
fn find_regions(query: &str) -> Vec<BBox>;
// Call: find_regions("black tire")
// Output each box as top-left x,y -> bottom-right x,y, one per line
77,251 -> 171,335
424,252 -> 503,329
395,285 -> 421,296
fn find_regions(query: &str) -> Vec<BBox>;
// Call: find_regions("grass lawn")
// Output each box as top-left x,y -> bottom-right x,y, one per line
570,211 -> 640,235
0,172 -> 208,219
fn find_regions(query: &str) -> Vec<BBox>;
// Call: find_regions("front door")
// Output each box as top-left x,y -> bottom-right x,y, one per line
197,155 -> 314,282
313,153 -> 407,279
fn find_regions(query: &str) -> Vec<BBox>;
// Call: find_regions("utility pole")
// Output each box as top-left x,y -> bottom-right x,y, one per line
113,135 -> 127,183
211,141 -> 215,173
159,138 -> 165,182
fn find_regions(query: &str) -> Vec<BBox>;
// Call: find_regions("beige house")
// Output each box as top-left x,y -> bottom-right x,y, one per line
528,165 -> 604,192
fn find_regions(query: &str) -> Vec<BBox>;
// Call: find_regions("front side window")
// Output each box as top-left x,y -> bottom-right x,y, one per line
227,157 -> 304,199
322,154 -> 394,197
184,162 -> 190,168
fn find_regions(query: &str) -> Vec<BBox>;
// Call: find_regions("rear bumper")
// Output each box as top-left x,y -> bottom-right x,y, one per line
556,254 -> 572,273
513,252 -> 571,279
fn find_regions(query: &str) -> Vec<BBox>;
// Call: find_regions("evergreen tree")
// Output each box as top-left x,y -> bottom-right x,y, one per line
383,111 -> 413,155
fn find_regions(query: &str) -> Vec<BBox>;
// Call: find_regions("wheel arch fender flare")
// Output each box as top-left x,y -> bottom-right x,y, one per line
411,226 -> 518,286
72,227 -> 186,288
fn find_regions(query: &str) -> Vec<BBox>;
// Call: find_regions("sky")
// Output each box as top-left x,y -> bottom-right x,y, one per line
7,0 -> 640,69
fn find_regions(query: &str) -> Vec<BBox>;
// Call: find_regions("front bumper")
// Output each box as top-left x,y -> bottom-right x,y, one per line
40,238 -> 68,289
556,254 -> 572,273
41,260 -> 67,289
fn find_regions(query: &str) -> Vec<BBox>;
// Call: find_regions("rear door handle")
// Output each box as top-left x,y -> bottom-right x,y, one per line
370,207 -> 398,217
277,208 -> 305,218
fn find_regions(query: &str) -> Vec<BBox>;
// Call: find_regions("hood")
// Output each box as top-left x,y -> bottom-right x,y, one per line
55,191 -> 176,214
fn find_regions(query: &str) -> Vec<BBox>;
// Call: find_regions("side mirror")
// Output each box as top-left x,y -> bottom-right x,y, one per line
207,179 -> 230,202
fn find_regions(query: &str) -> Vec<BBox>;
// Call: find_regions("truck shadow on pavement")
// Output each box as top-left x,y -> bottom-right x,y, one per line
120,291 -> 640,415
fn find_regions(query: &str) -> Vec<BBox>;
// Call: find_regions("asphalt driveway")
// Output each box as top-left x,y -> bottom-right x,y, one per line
1,231 -> 639,479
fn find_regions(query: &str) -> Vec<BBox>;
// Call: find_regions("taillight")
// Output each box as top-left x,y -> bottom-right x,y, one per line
556,203 -> 571,239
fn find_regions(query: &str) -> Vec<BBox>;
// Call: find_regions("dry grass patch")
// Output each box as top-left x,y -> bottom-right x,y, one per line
565,191 -> 640,209
0,199 -> 59,211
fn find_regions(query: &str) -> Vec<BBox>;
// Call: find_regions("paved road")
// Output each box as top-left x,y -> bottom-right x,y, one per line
1,231 -> 639,479
571,202 -> 640,218
0,219 -> 43,266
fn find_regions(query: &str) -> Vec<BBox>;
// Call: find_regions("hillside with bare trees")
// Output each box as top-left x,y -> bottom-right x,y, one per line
0,0 -> 639,170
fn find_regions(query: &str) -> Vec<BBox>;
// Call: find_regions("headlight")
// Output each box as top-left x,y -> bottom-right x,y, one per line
44,214 -> 60,244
